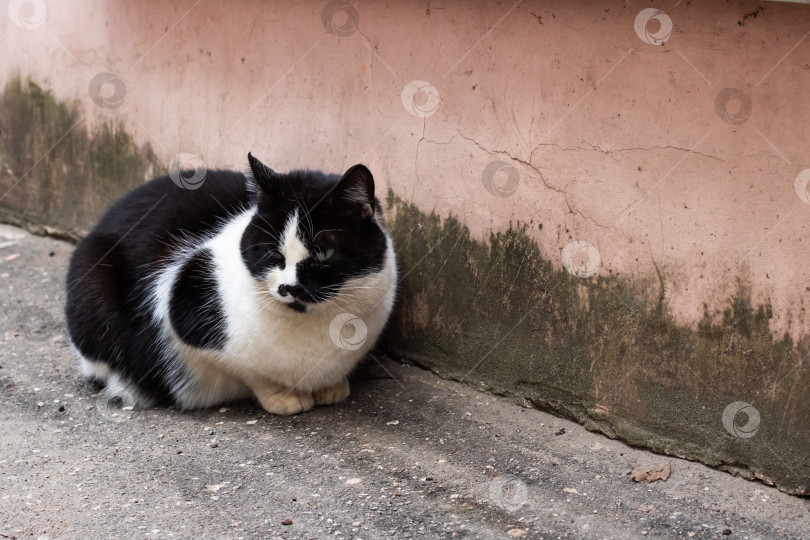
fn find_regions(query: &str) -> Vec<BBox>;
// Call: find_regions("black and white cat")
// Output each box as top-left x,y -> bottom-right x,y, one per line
65,153 -> 397,415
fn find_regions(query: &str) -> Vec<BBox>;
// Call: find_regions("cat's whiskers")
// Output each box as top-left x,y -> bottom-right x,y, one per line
253,210 -> 282,235
335,284 -> 375,291
245,241 -> 282,254
248,289 -> 279,303
318,288 -> 353,303
249,290 -> 282,313
327,293 -> 362,304
324,293 -> 361,312
300,208 -> 315,240
251,219 -> 281,241
312,228 -> 343,242
324,284 -> 376,297
288,190 -> 314,240
250,246 -> 284,268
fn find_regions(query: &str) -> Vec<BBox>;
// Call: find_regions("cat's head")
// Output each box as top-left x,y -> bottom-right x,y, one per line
239,153 -> 389,313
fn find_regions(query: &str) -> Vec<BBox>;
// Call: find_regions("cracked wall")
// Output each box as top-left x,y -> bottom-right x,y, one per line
2,0 -> 809,494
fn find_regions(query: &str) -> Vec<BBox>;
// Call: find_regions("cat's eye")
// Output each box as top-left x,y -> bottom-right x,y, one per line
268,250 -> 284,262
315,248 -> 335,262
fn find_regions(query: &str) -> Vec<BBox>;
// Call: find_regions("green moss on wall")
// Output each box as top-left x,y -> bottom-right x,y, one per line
385,192 -> 809,496
0,77 -> 159,239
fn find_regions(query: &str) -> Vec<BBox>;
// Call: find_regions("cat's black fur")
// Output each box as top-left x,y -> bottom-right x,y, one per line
66,170 -> 250,403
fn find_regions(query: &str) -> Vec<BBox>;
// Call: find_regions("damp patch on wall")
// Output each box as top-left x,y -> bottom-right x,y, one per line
384,191 -> 809,496
0,77 -> 159,240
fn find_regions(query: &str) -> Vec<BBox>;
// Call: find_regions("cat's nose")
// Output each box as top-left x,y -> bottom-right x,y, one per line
278,284 -> 303,298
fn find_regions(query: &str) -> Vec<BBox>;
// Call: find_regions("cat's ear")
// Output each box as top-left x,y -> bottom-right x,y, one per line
333,164 -> 375,219
247,152 -> 279,194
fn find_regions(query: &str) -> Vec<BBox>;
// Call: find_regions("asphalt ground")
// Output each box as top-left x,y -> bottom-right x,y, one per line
1,224 -> 808,539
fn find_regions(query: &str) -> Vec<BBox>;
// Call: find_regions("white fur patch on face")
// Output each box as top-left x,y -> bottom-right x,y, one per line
282,209 -> 309,265
269,209 -> 309,304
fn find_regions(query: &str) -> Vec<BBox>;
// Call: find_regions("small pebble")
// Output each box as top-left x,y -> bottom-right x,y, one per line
555,428 -> 566,436
282,517 -> 293,526
208,439 -> 218,448
641,531 -> 648,536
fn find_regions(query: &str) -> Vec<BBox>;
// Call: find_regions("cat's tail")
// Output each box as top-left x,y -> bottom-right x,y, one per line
74,344 -> 155,410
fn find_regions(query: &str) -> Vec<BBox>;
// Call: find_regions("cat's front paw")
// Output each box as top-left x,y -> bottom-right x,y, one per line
255,387 -> 315,415
313,378 -> 351,406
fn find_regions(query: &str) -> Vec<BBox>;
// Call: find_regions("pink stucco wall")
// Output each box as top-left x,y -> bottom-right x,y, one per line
3,0 -> 809,338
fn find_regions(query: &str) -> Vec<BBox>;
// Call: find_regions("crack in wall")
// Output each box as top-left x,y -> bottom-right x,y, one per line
452,130 -> 611,229
570,140 -> 726,163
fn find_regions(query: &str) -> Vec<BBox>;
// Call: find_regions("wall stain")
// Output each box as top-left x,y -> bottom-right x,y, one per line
384,192 -> 809,496
0,77 -> 159,240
